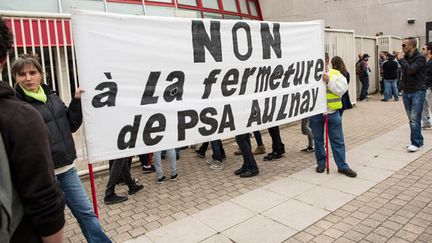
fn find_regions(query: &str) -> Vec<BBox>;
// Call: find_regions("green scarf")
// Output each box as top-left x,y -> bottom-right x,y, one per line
20,85 -> 47,103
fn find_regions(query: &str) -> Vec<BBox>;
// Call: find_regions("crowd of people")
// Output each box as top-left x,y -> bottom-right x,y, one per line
2,14 -> 431,242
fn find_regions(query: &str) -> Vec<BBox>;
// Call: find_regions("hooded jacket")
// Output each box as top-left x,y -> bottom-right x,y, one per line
399,49 -> 426,92
15,83 -> 82,169
0,81 -> 65,242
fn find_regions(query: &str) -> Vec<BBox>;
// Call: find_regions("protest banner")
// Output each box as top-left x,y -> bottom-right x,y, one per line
72,10 -> 326,162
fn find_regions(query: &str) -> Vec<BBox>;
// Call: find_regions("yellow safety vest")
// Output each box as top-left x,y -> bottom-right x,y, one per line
326,69 -> 343,111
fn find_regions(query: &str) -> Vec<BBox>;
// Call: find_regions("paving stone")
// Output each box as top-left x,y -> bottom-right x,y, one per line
374,226 -> 396,238
343,230 -> 365,242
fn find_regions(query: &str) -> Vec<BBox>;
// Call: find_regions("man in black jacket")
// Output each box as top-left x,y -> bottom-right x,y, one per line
397,37 -> 427,152
0,17 -> 65,243
381,53 -> 399,101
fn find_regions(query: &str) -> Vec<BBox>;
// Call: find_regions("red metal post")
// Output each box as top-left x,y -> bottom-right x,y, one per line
325,114 -> 330,174
88,164 -> 99,218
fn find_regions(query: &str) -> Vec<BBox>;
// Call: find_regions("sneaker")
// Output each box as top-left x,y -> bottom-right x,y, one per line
234,167 -> 246,175
210,160 -> 224,170
195,150 -> 205,158
170,173 -> 179,181
338,168 -> 357,178
359,99 -> 368,102
263,152 -> 284,161
104,194 -> 128,205
142,165 -> 155,173
253,145 -> 266,155
157,176 -> 167,184
234,149 -> 242,155
206,158 -> 216,165
128,184 -> 144,195
406,145 -> 420,152
300,146 -> 315,152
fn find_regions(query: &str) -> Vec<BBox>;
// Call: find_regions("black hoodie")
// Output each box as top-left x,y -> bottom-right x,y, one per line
0,81 -> 65,242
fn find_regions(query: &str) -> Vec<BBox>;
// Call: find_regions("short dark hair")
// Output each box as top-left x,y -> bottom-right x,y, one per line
0,17 -> 13,63
425,42 -> 432,53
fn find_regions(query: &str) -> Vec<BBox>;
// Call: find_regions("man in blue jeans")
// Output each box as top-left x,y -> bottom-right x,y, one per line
310,55 -> 356,177
397,37 -> 427,152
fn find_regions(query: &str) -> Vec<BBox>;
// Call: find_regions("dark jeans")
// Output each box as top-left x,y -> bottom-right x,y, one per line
235,133 -> 259,172
197,142 -> 209,154
106,157 -> 135,197
139,154 -> 150,166
268,126 -> 285,154
210,140 -> 225,161
359,77 -> 369,100
253,130 -> 264,146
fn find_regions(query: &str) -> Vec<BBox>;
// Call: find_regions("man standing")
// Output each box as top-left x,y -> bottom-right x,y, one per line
357,53 -> 371,101
422,42 -> 432,129
381,53 -> 399,101
397,37 -> 427,152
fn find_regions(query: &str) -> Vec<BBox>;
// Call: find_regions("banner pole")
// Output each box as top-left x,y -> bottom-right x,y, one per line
88,163 -> 99,218
325,114 -> 330,174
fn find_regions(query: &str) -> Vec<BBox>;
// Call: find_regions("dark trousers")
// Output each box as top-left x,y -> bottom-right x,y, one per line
235,134 -> 259,172
268,126 -> 285,154
210,140 -> 226,161
197,142 -> 209,154
105,157 -> 135,197
253,131 -> 264,146
359,77 -> 369,100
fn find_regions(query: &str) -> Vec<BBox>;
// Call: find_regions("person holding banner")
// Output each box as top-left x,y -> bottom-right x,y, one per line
12,54 -> 111,243
309,55 -> 357,178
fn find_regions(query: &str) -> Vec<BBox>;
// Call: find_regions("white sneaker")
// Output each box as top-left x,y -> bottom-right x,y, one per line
206,158 -> 216,165
210,161 -> 224,170
406,145 -> 420,152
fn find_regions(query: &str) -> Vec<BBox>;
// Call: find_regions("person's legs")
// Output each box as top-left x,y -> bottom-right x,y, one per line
57,168 -> 111,243
253,130 -> 264,146
301,118 -> 314,149
105,158 -> 126,197
235,134 -> 259,177
391,79 -> 399,100
383,79 -> 391,100
267,126 -> 285,154
165,148 -> 177,178
153,151 -> 164,180
360,78 -> 369,100
421,99 -> 431,128
327,112 -> 349,170
408,91 -> 426,147
309,114 -> 325,169
426,88 -> 432,121
209,140 -> 224,169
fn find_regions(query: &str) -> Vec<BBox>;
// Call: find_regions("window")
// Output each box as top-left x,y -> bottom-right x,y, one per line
201,0 -> 219,9
0,0 -> 59,13
107,2 -> 145,15
249,0 -> 258,16
238,0 -> 248,14
146,0 -> 173,3
145,5 -> 176,16
224,15 -> 241,19
178,0 -> 197,6
203,12 -> 223,19
222,0 -> 237,12
61,0 -> 105,13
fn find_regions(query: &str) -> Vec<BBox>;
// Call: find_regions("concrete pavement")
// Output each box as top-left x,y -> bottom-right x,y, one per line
64,94 -> 432,242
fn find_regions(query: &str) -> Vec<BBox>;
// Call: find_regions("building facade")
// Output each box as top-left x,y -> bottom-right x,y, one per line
260,0 -> 431,45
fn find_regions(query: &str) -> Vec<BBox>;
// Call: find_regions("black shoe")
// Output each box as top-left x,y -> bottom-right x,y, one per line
263,152 -> 283,161
158,176 -> 167,184
380,99 -> 388,102
239,169 -> 259,178
128,184 -> 144,195
176,154 -> 180,160
234,167 -> 246,175
316,166 -> 325,173
104,194 -> 128,205
142,165 -> 156,173
170,173 -> 179,181
338,168 -> 357,177
301,146 -> 315,152
195,150 -> 205,158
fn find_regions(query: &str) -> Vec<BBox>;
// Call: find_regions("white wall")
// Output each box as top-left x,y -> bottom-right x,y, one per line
260,0 -> 431,45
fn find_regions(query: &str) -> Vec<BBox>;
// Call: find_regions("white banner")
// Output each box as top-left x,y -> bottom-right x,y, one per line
72,10 -> 327,162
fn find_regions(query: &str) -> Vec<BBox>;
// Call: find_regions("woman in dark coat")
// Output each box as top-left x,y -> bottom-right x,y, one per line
331,56 -> 353,116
